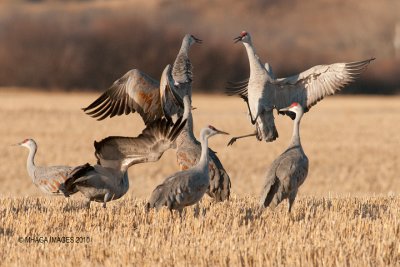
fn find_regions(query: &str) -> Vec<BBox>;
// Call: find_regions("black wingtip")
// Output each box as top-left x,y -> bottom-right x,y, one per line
93,140 -> 101,151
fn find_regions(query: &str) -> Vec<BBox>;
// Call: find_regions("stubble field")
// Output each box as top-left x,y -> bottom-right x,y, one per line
0,90 -> 399,266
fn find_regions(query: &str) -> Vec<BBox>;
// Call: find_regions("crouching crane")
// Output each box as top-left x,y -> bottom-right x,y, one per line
61,117 -> 186,208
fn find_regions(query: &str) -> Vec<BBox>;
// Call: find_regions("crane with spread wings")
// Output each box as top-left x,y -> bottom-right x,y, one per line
227,31 -> 374,145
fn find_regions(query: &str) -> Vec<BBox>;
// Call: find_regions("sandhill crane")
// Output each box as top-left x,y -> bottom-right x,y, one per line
147,125 -> 229,216
260,102 -> 308,212
82,34 -> 201,123
81,34 -> 230,202
169,36 -> 232,201
61,117 -> 186,208
176,94 -> 231,201
227,31 -> 374,145
172,34 -> 202,99
16,139 -> 77,196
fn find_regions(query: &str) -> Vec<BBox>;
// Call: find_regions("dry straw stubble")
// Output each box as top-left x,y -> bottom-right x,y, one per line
0,91 -> 399,266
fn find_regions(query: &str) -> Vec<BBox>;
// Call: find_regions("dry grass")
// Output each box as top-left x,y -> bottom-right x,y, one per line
0,91 -> 399,266
1,196 -> 399,266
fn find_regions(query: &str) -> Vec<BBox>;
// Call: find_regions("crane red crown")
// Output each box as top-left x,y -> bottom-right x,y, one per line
240,31 -> 247,37
290,102 -> 299,107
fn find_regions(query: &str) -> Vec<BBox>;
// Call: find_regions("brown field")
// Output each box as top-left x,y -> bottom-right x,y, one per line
0,91 -> 399,266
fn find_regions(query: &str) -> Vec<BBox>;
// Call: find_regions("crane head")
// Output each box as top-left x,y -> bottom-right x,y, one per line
15,138 -> 36,148
185,34 -> 202,46
278,102 -> 304,120
234,31 -> 250,43
190,34 -> 202,44
202,125 -> 229,139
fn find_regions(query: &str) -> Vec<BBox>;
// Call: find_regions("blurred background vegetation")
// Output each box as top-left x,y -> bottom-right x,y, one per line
0,0 -> 399,94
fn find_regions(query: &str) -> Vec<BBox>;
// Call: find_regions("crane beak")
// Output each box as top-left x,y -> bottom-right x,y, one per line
192,36 -> 203,44
233,36 -> 242,43
11,142 -> 22,146
216,129 -> 229,135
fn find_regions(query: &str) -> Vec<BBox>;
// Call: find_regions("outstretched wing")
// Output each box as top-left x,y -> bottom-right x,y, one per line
225,78 -> 249,101
273,58 -> 374,111
82,69 -> 163,124
226,58 -> 374,113
94,117 -> 187,170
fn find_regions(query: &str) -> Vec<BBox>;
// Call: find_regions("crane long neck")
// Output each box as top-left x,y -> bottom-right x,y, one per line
289,114 -> 302,148
243,42 -> 265,75
175,95 -> 197,147
27,144 -> 37,179
197,130 -> 209,171
178,39 -> 190,55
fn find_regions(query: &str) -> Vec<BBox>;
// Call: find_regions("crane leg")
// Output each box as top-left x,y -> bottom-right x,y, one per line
227,131 -> 257,146
85,199 -> 91,209
103,193 -> 111,208
288,190 -> 298,213
178,208 -> 184,222
193,202 -> 200,218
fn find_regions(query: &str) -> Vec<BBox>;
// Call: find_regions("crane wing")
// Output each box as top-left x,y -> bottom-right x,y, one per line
207,150 -> 231,201
82,69 -> 162,123
94,117 -> 187,169
273,58 -> 374,111
33,166 -> 72,194
225,78 -> 249,101
225,58 -> 374,113
159,65 -> 184,121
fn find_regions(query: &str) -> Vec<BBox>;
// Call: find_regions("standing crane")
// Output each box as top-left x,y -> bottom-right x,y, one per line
260,102 -> 308,212
61,117 -> 186,208
227,31 -> 374,144
16,139 -> 77,196
175,94 -> 231,201
147,125 -> 229,216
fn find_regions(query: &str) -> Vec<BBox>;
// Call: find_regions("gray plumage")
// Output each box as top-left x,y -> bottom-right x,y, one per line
172,34 -> 202,99
227,31 -> 374,144
175,95 -> 231,201
147,125 -> 229,215
16,139 -> 77,196
62,117 -> 186,208
82,65 -> 183,123
169,34 -> 231,201
82,33 -> 202,124
260,103 -> 308,212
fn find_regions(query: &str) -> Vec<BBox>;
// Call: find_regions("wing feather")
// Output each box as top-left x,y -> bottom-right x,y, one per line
94,117 -> 187,169
273,58 -> 374,111
82,69 -> 163,123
